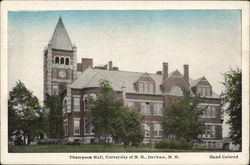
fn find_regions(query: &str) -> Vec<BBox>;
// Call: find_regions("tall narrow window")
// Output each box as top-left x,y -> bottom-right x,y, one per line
73,96 -> 80,112
55,57 -> 59,64
84,119 -> 95,135
62,98 -> 67,114
65,58 -> 70,65
149,83 -> 154,94
60,57 -> 64,64
74,120 -> 80,135
139,82 -> 143,93
206,87 -> 211,96
141,102 -> 150,115
153,123 -> 163,137
142,123 -> 150,137
63,121 -> 68,136
144,83 -> 149,93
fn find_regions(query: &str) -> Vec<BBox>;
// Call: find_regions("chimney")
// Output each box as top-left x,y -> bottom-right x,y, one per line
108,61 -> 112,70
163,62 -> 168,81
184,64 -> 189,84
156,71 -> 162,75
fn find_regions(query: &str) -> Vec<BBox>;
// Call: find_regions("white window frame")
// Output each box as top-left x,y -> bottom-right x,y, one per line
142,122 -> 150,137
73,119 -> 80,135
153,103 -> 163,116
84,118 -> 94,135
141,102 -> 150,115
153,123 -> 163,137
203,125 -> 215,138
73,95 -> 80,112
63,121 -> 68,136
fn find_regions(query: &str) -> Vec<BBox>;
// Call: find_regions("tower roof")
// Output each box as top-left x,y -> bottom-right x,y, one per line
49,18 -> 73,51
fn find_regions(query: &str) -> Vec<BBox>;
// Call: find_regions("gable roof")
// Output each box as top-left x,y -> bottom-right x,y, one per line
135,72 -> 155,83
71,68 -> 220,98
190,77 -> 212,88
71,68 -> 163,94
49,18 -> 73,51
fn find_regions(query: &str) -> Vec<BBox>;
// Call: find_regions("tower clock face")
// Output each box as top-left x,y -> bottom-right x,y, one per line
58,70 -> 66,78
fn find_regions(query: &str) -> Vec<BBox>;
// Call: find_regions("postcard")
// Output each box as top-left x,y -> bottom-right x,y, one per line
1,1 -> 249,164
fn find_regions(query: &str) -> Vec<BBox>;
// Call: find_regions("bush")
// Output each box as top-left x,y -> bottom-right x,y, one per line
155,138 -> 193,149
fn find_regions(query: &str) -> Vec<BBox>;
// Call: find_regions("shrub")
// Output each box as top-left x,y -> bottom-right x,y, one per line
155,138 -> 193,149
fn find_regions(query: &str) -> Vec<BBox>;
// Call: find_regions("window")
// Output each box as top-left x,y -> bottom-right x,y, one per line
142,123 -> 150,137
73,96 -> 80,112
62,98 -> 67,114
141,102 -> 150,115
52,85 -> 58,95
197,87 -> 211,96
138,82 -> 154,94
169,86 -> 183,96
139,82 -> 144,93
55,57 -> 59,64
125,101 -> 135,109
65,58 -> 70,65
149,83 -> 154,93
63,121 -> 68,136
144,83 -> 149,93
206,88 -> 211,96
202,105 -> 217,118
84,118 -> 94,135
83,94 -> 96,111
153,103 -> 163,116
60,57 -> 64,64
203,125 -> 215,138
74,120 -> 80,135
153,123 -> 163,137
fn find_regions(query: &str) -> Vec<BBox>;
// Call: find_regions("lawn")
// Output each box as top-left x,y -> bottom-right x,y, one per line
10,144 -> 216,153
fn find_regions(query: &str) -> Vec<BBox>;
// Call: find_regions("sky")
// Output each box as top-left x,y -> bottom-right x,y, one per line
8,10 -> 241,101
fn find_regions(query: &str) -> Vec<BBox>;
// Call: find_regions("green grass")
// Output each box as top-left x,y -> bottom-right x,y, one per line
10,144 -> 216,153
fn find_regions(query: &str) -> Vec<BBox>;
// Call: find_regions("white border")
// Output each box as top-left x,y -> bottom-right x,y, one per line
1,1 -> 249,164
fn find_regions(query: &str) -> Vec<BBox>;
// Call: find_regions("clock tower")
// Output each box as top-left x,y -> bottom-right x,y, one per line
44,17 -> 77,98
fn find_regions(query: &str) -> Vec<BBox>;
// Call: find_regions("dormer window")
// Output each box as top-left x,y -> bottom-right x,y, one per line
197,86 -> 211,96
139,81 -> 154,94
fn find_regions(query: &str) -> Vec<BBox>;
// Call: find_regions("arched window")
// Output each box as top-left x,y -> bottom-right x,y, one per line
63,98 -> 67,114
55,57 -> 59,64
169,85 -> 183,96
60,57 -> 64,64
65,58 -> 70,65
83,95 -> 89,110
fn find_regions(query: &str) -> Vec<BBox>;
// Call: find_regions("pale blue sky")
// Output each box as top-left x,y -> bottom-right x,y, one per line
8,10 -> 241,103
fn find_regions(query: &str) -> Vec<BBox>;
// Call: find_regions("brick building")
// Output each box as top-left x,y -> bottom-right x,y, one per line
44,18 -> 224,149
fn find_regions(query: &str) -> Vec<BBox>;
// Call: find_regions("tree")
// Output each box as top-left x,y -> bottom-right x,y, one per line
8,80 -> 42,145
91,80 -> 119,144
121,107 -> 144,147
162,94 -> 204,142
222,68 -> 241,150
91,80 -> 144,147
44,94 -> 64,139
